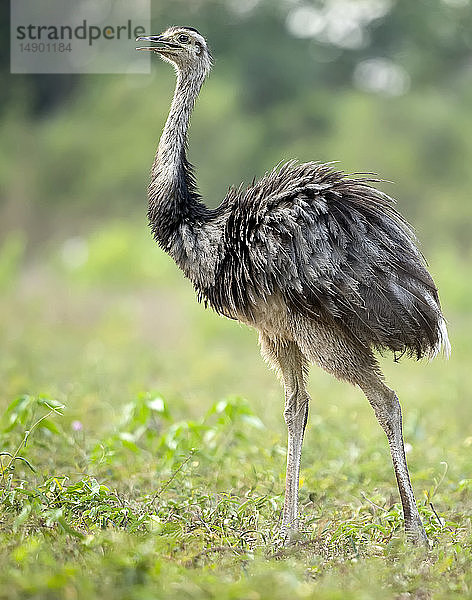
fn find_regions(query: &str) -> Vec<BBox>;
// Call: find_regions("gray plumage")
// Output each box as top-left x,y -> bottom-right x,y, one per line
137,27 -> 450,545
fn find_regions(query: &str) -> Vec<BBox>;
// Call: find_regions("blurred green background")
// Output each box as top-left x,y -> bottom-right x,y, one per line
1,0 -> 471,423
1,0 -> 471,431
2,0 -> 472,249
1,1 -> 472,597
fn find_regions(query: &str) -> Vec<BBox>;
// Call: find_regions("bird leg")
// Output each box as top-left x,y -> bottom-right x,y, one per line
259,335 -> 310,543
282,374 -> 310,540
360,376 -> 428,545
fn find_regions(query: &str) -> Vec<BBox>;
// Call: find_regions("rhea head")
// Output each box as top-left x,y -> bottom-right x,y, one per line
136,26 -> 212,77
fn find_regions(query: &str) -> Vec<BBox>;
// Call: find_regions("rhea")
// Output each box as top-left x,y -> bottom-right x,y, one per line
136,27 -> 450,544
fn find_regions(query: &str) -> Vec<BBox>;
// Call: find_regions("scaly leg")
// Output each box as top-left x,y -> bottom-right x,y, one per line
259,335 -> 310,541
360,376 -> 428,545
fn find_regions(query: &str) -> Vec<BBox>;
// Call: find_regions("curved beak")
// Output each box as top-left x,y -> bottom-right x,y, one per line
136,35 -> 171,52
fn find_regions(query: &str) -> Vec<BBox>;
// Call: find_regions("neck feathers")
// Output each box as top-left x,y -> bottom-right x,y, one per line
148,68 -> 207,251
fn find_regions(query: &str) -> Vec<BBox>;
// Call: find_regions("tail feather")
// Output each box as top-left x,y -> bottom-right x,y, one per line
429,317 -> 451,360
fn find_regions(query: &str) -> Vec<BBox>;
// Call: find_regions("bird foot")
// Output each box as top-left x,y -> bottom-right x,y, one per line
406,523 -> 430,549
277,525 -> 305,547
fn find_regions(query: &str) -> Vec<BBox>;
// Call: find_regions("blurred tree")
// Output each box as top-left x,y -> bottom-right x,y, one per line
0,2 -> 78,116
0,0 -> 471,253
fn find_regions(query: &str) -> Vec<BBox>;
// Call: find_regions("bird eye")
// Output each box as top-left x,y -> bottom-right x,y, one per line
178,34 -> 189,43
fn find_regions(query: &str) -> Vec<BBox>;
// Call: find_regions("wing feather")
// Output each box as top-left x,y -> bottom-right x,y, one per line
206,161 -> 445,358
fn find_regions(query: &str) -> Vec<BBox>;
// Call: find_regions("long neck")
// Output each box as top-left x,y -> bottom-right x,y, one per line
148,68 -> 208,252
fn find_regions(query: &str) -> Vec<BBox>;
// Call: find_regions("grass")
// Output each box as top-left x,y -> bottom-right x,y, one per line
0,221 -> 471,599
